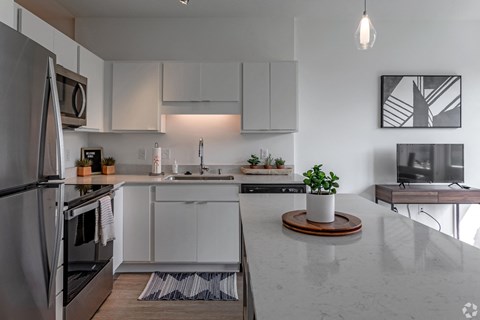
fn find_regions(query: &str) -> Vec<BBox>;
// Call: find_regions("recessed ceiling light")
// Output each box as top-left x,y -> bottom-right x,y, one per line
179,0 -> 189,5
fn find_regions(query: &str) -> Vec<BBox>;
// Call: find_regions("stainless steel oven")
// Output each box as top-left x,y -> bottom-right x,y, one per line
63,184 -> 114,320
56,65 -> 87,128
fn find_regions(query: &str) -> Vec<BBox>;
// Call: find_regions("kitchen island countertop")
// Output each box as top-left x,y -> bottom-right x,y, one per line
240,193 -> 480,320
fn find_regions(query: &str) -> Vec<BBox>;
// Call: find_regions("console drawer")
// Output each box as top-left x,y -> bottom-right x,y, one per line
392,192 -> 438,203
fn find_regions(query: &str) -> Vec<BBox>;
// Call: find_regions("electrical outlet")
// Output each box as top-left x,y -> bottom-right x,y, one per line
161,148 -> 170,159
65,149 -> 71,162
138,148 -> 146,160
260,148 -> 269,159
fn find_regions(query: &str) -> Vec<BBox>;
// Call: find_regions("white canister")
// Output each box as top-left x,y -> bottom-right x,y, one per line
306,193 -> 335,223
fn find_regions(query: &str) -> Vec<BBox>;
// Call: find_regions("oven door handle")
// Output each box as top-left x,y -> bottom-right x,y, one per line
67,201 -> 99,220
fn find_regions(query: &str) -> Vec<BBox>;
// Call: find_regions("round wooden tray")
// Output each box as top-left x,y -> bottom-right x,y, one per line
282,210 -> 362,236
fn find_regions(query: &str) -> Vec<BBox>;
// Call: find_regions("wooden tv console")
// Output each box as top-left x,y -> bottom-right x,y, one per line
375,184 -> 480,239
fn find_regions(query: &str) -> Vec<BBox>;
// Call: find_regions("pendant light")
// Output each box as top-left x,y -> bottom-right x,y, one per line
354,0 -> 376,50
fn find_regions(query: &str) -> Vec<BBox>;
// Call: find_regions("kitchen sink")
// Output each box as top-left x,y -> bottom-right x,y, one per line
164,175 -> 235,181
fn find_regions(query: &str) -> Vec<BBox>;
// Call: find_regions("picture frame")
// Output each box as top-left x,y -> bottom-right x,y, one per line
380,75 -> 462,128
81,147 -> 103,175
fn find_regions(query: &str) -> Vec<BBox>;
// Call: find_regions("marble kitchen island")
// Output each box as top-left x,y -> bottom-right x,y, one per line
240,194 -> 480,320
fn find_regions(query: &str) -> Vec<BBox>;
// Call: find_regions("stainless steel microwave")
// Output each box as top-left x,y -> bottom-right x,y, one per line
55,65 -> 87,128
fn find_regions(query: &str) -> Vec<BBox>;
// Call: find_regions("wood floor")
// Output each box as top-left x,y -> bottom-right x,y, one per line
92,273 -> 243,320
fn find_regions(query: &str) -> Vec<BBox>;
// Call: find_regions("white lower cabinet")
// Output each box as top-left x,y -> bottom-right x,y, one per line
56,291 -> 63,320
123,186 -> 151,262
153,201 -> 240,264
154,202 -> 197,262
197,202 -> 240,263
113,187 -> 124,272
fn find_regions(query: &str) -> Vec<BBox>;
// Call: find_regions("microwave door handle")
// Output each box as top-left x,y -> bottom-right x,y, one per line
47,57 -> 65,180
77,83 -> 86,118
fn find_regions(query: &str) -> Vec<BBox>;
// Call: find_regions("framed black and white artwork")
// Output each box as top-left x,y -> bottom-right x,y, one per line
381,75 -> 462,128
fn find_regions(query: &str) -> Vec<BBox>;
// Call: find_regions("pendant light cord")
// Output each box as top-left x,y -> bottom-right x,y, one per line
364,0 -> 367,15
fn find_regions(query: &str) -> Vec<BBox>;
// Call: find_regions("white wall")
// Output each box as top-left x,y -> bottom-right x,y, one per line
63,131 -> 89,167
88,115 -> 294,166
0,0 -> 14,28
295,18 -> 480,235
75,17 -> 295,61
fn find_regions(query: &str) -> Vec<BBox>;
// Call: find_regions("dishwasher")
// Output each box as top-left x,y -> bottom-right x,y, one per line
240,184 -> 306,193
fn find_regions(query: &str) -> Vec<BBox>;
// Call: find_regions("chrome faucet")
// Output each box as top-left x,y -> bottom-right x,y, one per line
199,138 -> 209,175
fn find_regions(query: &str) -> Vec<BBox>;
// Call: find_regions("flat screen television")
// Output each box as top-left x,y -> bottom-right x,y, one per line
397,144 -> 464,183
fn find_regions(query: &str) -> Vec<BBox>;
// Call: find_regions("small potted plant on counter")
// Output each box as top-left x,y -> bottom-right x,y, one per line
247,154 -> 261,169
76,158 -> 92,177
264,154 -> 274,169
303,164 -> 340,223
101,157 -> 116,175
275,157 -> 285,169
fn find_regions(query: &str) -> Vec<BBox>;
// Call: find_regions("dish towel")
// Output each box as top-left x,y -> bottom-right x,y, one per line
95,195 -> 115,246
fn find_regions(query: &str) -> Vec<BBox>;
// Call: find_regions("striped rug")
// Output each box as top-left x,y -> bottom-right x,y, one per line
138,272 -> 238,301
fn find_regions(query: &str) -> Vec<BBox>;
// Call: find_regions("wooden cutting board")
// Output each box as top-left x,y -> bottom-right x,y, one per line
282,210 -> 362,236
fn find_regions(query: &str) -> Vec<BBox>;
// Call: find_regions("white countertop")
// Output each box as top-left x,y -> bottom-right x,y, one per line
66,173 -> 305,186
240,193 -> 480,320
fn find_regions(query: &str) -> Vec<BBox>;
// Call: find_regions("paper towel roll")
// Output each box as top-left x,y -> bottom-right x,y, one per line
152,147 -> 162,174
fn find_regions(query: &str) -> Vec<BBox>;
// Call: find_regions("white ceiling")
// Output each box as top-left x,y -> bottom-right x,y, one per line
48,0 -> 480,21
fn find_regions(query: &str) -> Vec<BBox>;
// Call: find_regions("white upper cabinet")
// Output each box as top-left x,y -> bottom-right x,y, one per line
270,62 -> 298,130
242,61 -> 298,133
78,46 -> 104,131
163,62 -> 201,102
242,62 -> 270,130
163,62 -> 240,102
17,6 -> 54,52
53,29 -> 78,72
112,62 -> 166,132
0,0 -> 14,28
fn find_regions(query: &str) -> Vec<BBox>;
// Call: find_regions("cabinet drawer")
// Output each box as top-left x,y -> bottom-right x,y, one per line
155,184 -> 239,201
392,192 -> 438,203
438,191 -> 480,204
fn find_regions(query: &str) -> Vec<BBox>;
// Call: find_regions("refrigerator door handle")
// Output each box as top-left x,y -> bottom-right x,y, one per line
47,184 -> 64,306
47,57 -> 65,180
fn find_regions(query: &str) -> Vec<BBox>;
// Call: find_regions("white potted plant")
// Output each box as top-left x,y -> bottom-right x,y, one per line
303,164 -> 340,223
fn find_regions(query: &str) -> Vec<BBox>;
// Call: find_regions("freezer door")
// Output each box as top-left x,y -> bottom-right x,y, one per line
0,22 -> 56,191
0,185 -> 62,320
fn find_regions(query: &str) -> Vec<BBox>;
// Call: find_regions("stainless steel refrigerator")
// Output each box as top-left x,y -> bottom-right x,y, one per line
0,21 -> 65,320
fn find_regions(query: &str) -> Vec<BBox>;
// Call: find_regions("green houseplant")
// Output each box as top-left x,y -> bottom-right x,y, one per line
274,157 -> 285,169
101,157 -> 116,175
247,154 -> 261,169
264,154 -> 274,169
75,158 -> 92,177
303,164 -> 340,223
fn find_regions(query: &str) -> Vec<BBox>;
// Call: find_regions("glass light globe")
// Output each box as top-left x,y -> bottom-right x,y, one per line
355,13 -> 376,50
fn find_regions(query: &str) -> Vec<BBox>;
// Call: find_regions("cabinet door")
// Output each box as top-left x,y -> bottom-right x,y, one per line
197,202 -> 240,263
112,62 -> 162,131
163,62 -> 201,102
113,187 -> 124,272
123,186 -> 151,262
242,62 -> 270,130
154,202 -> 197,262
270,62 -> 297,131
78,46 -> 104,131
18,6 -> 54,51
201,62 -> 240,101
53,30 -> 78,72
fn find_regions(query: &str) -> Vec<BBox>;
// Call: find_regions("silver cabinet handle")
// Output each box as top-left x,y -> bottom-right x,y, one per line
184,201 -> 195,204
197,201 -> 207,205
47,57 -> 65,179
